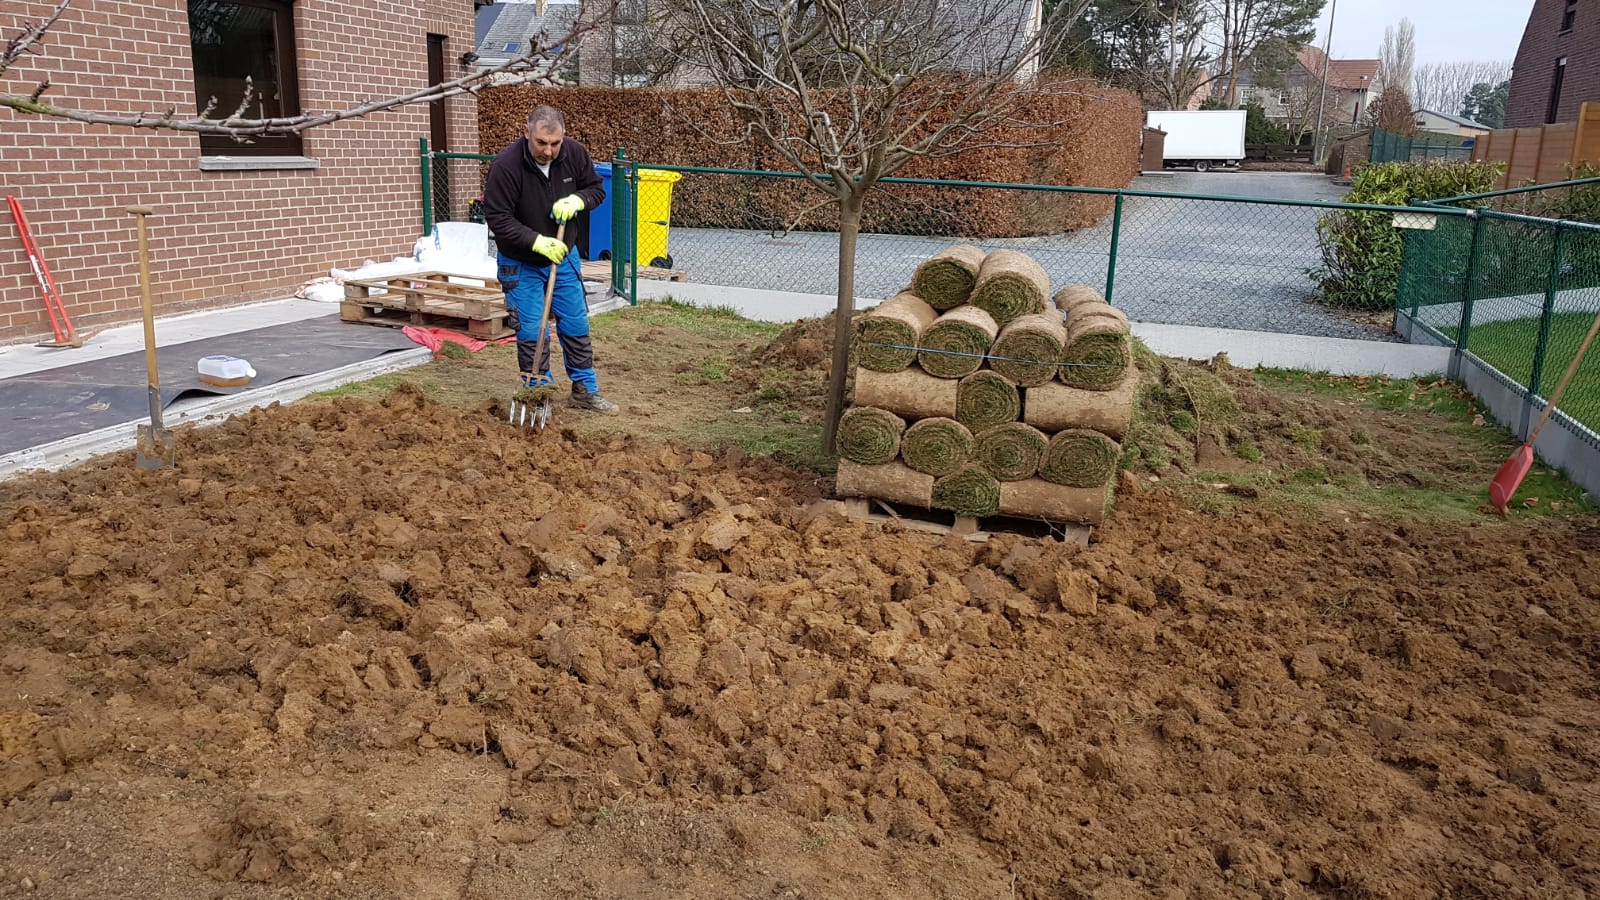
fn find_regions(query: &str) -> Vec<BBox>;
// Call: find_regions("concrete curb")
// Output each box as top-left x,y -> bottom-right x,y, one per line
0,347 -> 433,480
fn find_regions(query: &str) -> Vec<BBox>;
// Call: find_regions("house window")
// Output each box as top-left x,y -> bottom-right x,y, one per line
504,42 -> 520,53
1279,91 -> 1292,105
188,0 -> 302,157
1547,57 -> 1567,124
1561,0 -> 1577,31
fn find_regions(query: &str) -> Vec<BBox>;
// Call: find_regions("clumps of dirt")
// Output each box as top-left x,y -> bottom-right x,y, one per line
747,311 -> 840,372
1,387 -> 1599,898
733,310 -> 851,415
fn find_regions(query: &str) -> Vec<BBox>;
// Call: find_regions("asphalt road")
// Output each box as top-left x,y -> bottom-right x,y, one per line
654,171 -> 1394,340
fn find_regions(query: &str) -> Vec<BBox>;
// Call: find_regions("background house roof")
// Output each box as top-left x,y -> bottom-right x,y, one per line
1416,109 -> 1491,130
1290,47 -> 1379,91
474,0 -> 579,66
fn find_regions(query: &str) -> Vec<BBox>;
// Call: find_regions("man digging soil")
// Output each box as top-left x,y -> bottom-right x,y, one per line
484,104 -> 619,415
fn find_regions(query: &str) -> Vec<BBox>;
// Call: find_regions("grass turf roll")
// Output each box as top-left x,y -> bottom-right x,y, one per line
1052,284 -> 1105,313
956,370 -> 1021,431
1067,301 -> 1129,332
932,466 -> 1001,517
835,406 -> 906,465
900,417 -> 974,477
990,312 -> 1068,387
998,479 -> 1111,526
911,245 -> 986,310
918,305 -> 998,379
835,459 -> 934,508
1058,315 -> 1132,391
1023,369 -> 1139,440
1038,428 -> 1120,487
855,291 -> 938,372
973,422 -> 1048,481
853,367 -> 959,420
970,250 -> 1049,328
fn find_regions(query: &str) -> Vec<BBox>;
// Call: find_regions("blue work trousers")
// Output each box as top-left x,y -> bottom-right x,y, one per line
499,253 -> 598,392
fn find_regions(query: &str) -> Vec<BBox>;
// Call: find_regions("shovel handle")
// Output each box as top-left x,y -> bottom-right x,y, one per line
1527,310 -> 1600,444
529,221 -> 565,382
126,206 -> 158,388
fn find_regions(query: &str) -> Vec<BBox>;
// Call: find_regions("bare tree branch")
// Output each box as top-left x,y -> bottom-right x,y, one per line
1,0 -> 607,138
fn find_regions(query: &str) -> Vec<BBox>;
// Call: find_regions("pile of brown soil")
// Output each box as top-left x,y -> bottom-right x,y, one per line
0,387 -> 1597,898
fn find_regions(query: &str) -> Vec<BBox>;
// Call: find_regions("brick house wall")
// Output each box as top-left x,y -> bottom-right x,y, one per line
1506,0 -> 1600,128
0,1 -> 477,344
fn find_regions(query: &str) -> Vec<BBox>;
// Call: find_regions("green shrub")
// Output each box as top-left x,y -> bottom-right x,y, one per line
1312,160 -> 1502,309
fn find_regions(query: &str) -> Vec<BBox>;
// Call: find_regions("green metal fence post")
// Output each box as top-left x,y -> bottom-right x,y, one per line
611,147 -> 630,300
1456,212 -> 1486,352
629,163 -> 640,307
420,137 -> 433,236
1525,223 -> 1567,433
1105,192 -> 1124,305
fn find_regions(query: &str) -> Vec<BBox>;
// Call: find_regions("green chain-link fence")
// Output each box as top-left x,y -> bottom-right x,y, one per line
1400,176 -> 1600,446
1369,127 -> 1476,164
418,142 -> 1598,448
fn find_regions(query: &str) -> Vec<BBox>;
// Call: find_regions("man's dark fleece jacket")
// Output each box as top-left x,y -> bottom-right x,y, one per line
483,136 -> 606,266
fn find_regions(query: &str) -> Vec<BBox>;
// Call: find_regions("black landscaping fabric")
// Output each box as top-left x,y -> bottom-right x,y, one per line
0,315 -> 417,455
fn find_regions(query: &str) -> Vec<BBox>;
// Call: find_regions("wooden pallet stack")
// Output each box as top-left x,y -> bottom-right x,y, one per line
835,245 -> 1136,534
341,272 -> 514,340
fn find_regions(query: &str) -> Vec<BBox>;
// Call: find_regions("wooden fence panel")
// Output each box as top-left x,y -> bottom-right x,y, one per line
1473,102 -> 1599,187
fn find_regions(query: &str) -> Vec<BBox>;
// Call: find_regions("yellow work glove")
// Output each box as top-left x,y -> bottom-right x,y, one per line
552,195 -> 585,222
532,234 -> 568,263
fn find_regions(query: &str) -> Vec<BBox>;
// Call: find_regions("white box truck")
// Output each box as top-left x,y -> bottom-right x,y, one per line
1144,109 -> 1247,172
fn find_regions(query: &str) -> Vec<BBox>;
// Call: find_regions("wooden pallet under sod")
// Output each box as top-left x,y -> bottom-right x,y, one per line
841,498 -> 1091,545
341,272 -> 512,340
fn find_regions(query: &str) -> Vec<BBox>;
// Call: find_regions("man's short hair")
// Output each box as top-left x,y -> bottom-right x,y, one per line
527,105 -> 565,132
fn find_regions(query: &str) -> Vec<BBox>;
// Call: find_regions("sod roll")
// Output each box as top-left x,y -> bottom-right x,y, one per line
918,305 -> 999,379
854,367 -> 958,420
1039,428 -> 1121,488
973,422 -> 1048,481
1023,369 -> 1139,440
970,250 -> 1049,328
998,479 -> 1111,526
835,406 -> 906,465
900,417 -> 974,477
836,459 -> 934,508
989,312 -> 1068,387
856,291 -> 938,372
911,245 -> 986,310
1067,301 -> 1130,332
956,370 -> 1021,432
1052,284 -> 1106,313
931,466 -> 1001,518
1058,315 -> 1132,391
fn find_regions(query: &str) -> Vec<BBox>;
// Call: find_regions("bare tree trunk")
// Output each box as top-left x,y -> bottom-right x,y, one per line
820,189 -> 864,453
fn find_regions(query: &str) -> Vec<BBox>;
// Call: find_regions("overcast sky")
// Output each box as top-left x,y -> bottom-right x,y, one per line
1313,0 -> 1534,65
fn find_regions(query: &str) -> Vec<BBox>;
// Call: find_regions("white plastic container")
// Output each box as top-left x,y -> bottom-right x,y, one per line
197,355 -> 256,387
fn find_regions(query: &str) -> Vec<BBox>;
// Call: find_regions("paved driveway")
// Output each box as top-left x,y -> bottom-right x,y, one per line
655,172 -> 1390,340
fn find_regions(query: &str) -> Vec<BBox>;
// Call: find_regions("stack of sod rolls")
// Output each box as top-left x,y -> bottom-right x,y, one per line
836,246 -> 1136,528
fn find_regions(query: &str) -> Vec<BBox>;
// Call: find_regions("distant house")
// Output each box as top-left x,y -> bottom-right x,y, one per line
1506,0 -> 1600,127
1234,47 -> 1377,131
1413,109 -> 1491,138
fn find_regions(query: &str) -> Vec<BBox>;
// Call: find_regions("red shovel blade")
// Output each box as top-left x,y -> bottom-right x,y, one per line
1489,443 -> 1535,514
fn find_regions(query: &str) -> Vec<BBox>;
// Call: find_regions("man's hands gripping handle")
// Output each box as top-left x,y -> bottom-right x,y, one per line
552,194 -> 584,223
532,234 -> 568,264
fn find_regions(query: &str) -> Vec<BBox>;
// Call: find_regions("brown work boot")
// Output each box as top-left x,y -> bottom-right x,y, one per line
568,383 -> 619,415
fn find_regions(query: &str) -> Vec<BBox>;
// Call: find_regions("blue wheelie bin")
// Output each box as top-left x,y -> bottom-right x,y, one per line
585,162 -> 614,261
